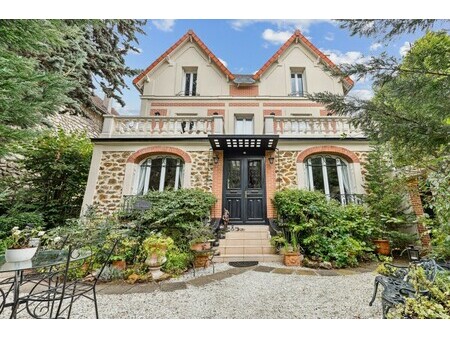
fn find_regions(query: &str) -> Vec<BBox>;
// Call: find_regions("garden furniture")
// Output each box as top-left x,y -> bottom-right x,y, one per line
369,258 -> 440,318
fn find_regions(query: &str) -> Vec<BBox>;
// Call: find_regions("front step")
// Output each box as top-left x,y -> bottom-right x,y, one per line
213,225 -> 282,263
213,254 -> 283,263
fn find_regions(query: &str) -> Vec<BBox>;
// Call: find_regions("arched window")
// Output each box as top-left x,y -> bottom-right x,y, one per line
305,155 -> 353,204
136,156 -> 184,194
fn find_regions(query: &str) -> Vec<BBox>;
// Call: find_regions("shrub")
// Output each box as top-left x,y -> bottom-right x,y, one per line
274,189 -> 376,267
163,248 -> 192,275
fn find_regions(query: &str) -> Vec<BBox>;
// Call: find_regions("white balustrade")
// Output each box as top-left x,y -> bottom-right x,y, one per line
267,116 -> 364,137
100,116 -> 223,137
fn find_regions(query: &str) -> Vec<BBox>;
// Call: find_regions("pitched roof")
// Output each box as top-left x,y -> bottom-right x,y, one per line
133,30 -> 235,92
90,95 -> 119,116
252,30 -> 354,92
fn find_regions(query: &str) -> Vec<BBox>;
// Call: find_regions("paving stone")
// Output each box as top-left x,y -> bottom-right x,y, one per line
335,269 -> 357,275
209,271 -> 233,281
160,282 -> 187,292
352,267 -> 375,273
272,268 -> 295,275
95,283 -> 111,292
253,266 -> 275,273
315,270 -> 339,276
186,276 -> 215,287
127,283 -> 160,294
294,269 -> 318,276
99,283 -> 134,295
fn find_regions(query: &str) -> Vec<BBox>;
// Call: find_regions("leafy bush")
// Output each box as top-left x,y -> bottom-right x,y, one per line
274,189 -> 376,267
0,211 -> 45,240
163,248 -> 192,275
388,267 -> 450,319
0,130 -> 93,229
136,189 -> 216,250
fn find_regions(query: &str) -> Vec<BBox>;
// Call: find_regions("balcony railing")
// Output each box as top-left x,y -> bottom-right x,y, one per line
99,115 -> 364,138
264,116 -> 364,138
100,115 -> 224,138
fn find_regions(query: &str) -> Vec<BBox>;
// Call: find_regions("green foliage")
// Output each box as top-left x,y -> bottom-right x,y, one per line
136,189 -> 217,250
142,233 -> 174,257
162,248 -> 191,275
274,189 -> 376,267
0,211 -> 45,241
0,130 -> 93,229
0,19 -> 146,156
388,266 -> 450,319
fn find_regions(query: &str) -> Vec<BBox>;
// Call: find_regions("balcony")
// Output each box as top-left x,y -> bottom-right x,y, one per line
264,116 -> 364,138
98,115 -> 364,139
100,115 -> 224,138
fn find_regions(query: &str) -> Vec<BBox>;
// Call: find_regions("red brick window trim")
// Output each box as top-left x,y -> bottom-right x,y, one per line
127,146 -> 192,164
297,146 -> 360,164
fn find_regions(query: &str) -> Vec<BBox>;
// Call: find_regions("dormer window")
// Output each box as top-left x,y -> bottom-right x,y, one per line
183,67 -> 197,96
290,68 -> 304,96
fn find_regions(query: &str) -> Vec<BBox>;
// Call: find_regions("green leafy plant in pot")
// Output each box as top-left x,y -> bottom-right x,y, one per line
4,225 -> 46,263
188,224 -> 215,252
142,233 -> 174,279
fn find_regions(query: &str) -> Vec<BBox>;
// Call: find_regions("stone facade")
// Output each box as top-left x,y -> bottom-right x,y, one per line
189,151 -> 213,192
93,151 -> 132,215
355,151 -> 369,185
44,108 -> 103,137
276,151 -> 298,190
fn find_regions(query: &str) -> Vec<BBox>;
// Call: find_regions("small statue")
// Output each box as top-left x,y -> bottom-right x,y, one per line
222,208 -> 230,232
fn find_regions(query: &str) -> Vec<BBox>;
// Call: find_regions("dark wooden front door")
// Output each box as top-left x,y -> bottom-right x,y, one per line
223,157 -> 266,224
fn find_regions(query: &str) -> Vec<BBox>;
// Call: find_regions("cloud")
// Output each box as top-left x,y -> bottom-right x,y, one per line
369,42 -> 382,51
218,58 -> 228,68
262,29 -> 293,45
230,19 -> 332,33
152,19 -> 175,32
350,89 -> 374,101
399,41 -> 411,57
128,47 -> 143,55
322,49 -> 369,65
324,32 -> 334,41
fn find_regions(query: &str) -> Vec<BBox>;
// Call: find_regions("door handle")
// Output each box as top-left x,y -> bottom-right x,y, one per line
244,191 -> 248,198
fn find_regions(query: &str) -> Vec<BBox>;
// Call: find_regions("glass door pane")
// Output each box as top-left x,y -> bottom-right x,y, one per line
227,160 -> 241,189
247,160 -> 262,188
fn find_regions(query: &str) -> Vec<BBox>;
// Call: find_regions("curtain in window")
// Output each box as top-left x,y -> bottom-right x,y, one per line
137,164 -> 148,195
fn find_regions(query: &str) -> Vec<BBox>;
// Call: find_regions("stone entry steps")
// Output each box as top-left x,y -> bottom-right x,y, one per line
213,225 -> 282,263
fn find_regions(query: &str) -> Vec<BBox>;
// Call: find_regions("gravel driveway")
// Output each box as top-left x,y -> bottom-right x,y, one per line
1,264 -> 383,319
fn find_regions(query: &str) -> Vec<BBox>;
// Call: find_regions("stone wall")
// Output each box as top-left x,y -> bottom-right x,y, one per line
92,151 -> 132,215
189,151 -> 213,192
355,151 -> 369,185
276,151 -> 298,190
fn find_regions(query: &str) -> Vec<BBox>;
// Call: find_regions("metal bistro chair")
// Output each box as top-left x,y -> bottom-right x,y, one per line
24,240 -> 119,319
61,239 -> 119,319
22,245 -> 76,319
0,287 -> 5,316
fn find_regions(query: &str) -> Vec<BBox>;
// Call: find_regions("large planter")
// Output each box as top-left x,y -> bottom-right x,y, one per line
5,247 -> 38,263
373,239 -> 390,255
190,242 -> 211,252
145,253 -> 167,280
283,252 -> 303,266
194,254 -> 211,268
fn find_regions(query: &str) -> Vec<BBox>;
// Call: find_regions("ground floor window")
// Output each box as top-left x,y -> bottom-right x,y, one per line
137,156 -> 184,194
305,155 -> 353,204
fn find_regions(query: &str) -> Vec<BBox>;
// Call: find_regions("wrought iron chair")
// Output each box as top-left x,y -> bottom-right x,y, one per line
21,245 -> 76,319
0,287 -> 5,316
61,239 -> 120,319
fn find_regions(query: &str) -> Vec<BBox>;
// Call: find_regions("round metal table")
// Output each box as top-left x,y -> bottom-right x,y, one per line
0,249 -> 91,318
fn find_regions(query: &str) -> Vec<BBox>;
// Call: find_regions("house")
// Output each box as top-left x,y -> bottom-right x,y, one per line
81,29 -> 371,225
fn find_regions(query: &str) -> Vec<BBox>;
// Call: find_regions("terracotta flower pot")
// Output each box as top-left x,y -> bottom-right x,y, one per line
190,242 -> 211,252
283,252 -> 302,266
112,260 -> 127,270
373,239 -> 390,255
194,254 -> 210,268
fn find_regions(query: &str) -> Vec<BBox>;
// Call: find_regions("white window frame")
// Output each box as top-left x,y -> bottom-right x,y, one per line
183,68 -> 197,96
137,156 -> 184,194
306,155 -> 352,204
290,72 -> 304,96
235,116 -> 254,135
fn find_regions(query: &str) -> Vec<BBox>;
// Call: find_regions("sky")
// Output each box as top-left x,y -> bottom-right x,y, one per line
106,19 -> 449,115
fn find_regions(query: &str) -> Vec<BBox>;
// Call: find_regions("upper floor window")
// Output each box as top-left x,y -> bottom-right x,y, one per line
235,116 -> 253,135
137,156 -> 184,195
290,72 -> 304,96
305,155 -> 356,205
183,68 -> 197,96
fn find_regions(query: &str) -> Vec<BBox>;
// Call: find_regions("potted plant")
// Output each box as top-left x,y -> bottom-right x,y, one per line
188,225 -> 215,252
373,216 -> 405,256
142,233 -> 174,279
282,231 -> 303,266
4,225 -> 45,262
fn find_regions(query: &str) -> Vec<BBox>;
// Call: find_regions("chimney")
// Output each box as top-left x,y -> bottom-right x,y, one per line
102,94 -> 112,114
